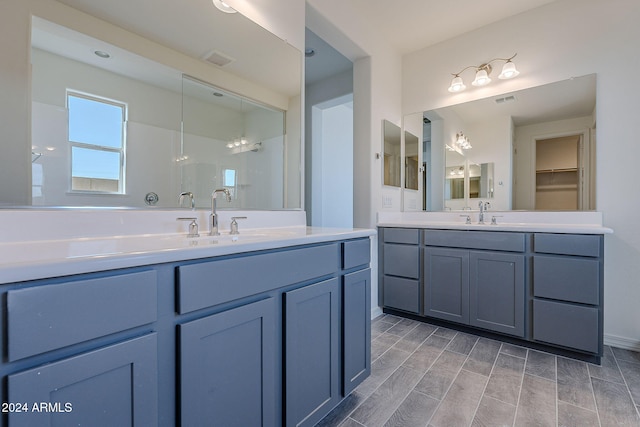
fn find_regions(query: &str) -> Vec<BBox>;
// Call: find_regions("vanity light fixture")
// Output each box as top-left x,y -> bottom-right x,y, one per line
212,0 -> 237,13
446,132 -> 472,154
448,53 -> 520,93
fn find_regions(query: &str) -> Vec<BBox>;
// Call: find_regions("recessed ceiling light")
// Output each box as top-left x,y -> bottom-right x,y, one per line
305,48 -> 316,58
94,50 -> 110,59
212,0 -> 237,13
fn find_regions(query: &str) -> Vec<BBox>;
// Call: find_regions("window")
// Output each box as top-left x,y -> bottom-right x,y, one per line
222,168 -> 237,198
67,92 -> 126,193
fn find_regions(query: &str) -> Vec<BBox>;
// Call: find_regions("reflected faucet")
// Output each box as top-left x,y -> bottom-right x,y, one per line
209,188 -> 231,236
178,191 -> 195,210
478,201 -> 491,224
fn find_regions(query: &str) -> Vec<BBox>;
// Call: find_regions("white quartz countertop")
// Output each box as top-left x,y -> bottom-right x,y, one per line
377,211 -> 613,235
0,209 -> 374,284
0,226 -> 375,285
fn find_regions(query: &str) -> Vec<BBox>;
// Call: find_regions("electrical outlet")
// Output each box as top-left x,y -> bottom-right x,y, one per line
383,195 -> 393,208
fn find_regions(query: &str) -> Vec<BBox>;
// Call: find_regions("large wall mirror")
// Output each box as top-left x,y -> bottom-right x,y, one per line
404,73 -> 596,212
21,4 -> 302,210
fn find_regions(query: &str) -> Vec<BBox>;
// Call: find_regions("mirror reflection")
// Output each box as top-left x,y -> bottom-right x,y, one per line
406,73 -> 596,211
383,120 -> 401,187
23,12 -> 302,209
181,76 -> 286,209
404,131 -> 419,191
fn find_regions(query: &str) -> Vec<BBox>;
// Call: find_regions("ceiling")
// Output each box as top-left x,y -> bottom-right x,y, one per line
342,0 -> 558,55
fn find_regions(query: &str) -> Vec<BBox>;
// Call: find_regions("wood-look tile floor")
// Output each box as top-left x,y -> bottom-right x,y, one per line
317,314 -> 640,427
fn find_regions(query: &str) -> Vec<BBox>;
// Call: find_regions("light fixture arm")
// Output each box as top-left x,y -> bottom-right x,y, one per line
451,53 -> 517,77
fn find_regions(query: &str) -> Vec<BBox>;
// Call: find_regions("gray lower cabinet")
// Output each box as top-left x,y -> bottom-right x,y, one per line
343,269 -> 371,395
8,334 -> 158,427
285,278 -> 341,427
469,251 -> 525,337
423,248 -> 525,337
532,233 -> 604,355
1,238 -> 371,427
423,247 -> 470,323
179,298 -> 277,427
380,228 -> 421,314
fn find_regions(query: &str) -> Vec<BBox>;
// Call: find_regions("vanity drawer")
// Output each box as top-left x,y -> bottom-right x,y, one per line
382,228 -> 419,245
383,276 -> 420,314
534,233 -> 601,257
7,270 -> 158,362
533,299 -> 599,354
533,255 -> 599,305
424,230 -> 526,252
342,238 -> 371,270
383,243 -> 419,279
177,243 -> 340,314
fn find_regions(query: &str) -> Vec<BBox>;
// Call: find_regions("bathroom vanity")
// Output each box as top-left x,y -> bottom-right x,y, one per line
378,211 -> 611,364
0,209 -> 373,427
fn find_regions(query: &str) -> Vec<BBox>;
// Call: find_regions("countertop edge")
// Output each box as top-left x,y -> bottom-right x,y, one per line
376,222 -> 613,234
0,228 -> 376,285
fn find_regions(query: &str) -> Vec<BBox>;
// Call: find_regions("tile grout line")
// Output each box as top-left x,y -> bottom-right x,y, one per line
466,339 -> 505,426
512,347 -> 529,425
609,346 -> 640,424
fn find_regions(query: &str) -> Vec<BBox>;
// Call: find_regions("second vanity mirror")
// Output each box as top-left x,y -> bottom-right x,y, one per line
404,73 -> 596,212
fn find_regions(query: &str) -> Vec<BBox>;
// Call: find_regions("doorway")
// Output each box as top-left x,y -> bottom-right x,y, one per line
534,132 -> 590,210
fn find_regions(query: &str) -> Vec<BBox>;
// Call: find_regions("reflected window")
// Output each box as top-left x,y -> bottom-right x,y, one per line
67,92 -> 126,193
223,168 -> 237,198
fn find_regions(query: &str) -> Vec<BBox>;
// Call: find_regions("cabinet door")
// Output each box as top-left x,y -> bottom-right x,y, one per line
343,269 -> 371,395
469,251 -> 525,337
179,298 -> 277,427
424,247 -> 469,324
285,278 -> 341,427
8,334 -> 157,427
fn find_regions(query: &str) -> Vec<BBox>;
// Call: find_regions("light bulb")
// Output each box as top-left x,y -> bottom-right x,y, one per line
472,69 -> 491,86
448,76 -> 466,93
499,61 -> 520,79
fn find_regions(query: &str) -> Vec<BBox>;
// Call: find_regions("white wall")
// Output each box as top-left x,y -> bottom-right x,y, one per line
402,0 -> 640,349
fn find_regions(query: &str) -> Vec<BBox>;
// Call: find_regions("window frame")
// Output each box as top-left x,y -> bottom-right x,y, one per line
66,90 -> 127,194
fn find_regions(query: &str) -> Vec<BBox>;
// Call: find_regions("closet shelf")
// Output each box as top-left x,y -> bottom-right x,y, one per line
536,168 -> 578,174
536,184 -> 578,191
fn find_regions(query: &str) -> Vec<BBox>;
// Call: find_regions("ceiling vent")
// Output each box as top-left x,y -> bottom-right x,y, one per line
495,95 -> 516,104
202,50 -> 236,67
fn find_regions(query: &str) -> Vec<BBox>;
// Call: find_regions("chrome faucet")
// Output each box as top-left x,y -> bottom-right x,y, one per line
209,188 -> 231,236
178,191 -> 195,209
478,201 -> 491,224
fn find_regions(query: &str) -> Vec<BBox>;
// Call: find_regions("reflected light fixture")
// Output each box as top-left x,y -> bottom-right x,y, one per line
212,0 -> 237,13
446,132 -> 472,154
448,54 -> 520,93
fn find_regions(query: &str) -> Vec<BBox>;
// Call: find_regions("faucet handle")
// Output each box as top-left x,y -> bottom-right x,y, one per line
230,216 -> 247,235
177,217 -> 200,238
490,215 -> 503,225
459,214 -> 471,225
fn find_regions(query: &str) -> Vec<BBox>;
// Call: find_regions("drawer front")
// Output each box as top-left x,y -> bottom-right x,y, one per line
382,228 -> 419,245
534,256 -> 600,305
383,244 -> 419,279
533,299 -> 599,354
383,276 -> 419,314
7,270 -> 157,362
177,243 -> 340,314
343,238 -> 371,270
424,230 -> 526,252
534,233 -> 601,257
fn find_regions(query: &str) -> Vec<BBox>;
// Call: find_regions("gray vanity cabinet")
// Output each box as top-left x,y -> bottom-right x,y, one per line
423,247 -> 470,323
380,228 -> 421,314
179,298 -> 277,427
8,334 -> 158,427
285,278 -> 341,427
532,233 -> 604,355
343,268 -> 372,395
469,251 -> 525,337
423,230 -> 527,338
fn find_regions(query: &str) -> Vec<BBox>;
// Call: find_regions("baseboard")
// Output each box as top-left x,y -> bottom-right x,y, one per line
604,334 -> 640,351
371,306 -> 383,320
